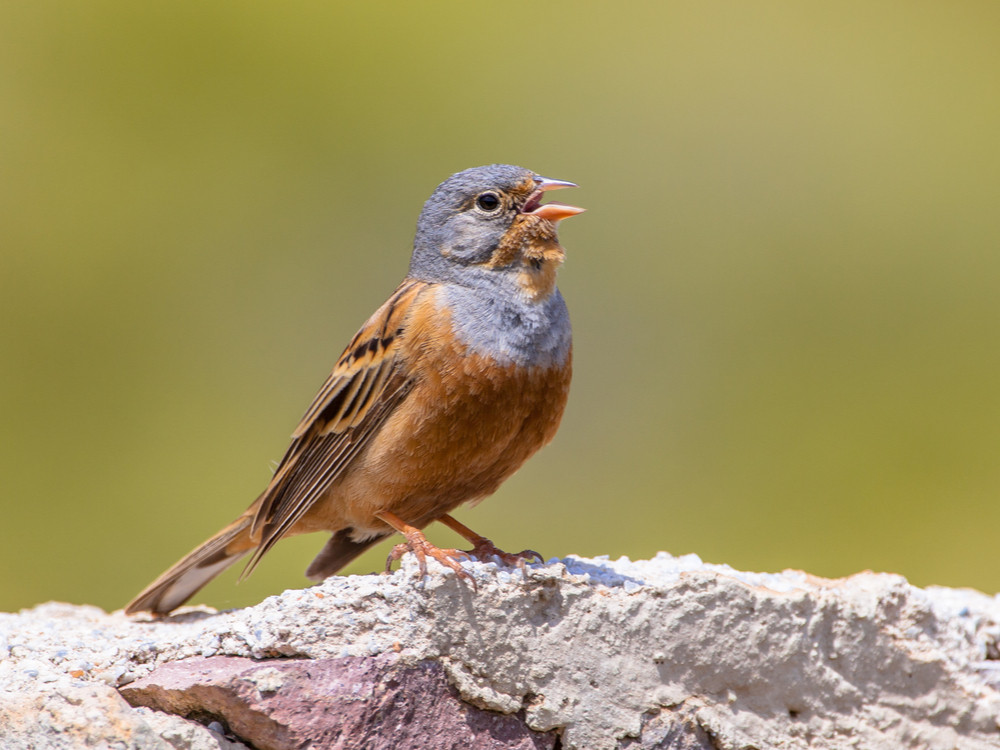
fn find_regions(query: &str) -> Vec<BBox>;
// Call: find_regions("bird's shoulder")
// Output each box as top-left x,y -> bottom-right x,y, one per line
290,278 -> 431,440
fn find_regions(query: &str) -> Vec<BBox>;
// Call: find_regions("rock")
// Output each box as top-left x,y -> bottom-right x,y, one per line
121,653 -> 556,750
2,553 -> 1000,749
129,707 -> 251,750
0,676 -> 248,750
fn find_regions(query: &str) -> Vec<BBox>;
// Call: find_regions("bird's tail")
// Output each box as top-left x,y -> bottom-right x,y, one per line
124,512 -> 258,615
304,527 -> 390,581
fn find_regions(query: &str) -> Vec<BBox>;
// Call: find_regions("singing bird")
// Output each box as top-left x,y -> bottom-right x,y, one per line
126,164 -> 583,615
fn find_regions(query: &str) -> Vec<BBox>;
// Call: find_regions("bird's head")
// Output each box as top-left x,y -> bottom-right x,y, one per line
410,164 -> 584,300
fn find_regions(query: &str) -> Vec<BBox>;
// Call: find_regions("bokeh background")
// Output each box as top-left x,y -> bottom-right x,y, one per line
3,2 -> 999,613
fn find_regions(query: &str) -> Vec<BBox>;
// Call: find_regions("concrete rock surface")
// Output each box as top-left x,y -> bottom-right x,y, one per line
0,553 -> 999,749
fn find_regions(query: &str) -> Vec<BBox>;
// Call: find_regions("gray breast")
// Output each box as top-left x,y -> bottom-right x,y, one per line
441,283 -> 572,368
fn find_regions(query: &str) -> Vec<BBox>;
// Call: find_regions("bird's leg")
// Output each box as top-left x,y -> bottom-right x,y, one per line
376,510 -> 476,587
437,514 -> 543,570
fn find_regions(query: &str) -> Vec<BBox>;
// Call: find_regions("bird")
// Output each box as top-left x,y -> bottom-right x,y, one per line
125,164 -> 583,615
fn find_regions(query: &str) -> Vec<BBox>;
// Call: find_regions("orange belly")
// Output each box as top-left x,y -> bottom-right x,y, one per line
296,293 -> 572,538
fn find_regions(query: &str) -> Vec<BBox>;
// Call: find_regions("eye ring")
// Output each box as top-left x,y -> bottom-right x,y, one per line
475,192 -> 502,212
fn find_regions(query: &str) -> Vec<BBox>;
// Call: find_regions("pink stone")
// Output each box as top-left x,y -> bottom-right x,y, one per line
120,653 -> 556,750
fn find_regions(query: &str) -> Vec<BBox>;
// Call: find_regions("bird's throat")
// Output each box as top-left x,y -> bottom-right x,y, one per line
517,239 -> 565,301
487,215 -> 565,302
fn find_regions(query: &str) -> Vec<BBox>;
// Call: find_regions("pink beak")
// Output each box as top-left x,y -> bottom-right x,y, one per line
524,176 -> 585,223
530,202 -> 586,222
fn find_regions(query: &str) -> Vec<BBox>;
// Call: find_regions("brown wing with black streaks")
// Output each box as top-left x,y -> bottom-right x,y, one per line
124,279 -> 430,614
244,279 -> 428,573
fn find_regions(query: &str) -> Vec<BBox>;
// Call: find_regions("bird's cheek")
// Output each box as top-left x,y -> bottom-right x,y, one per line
441,240 -> 484,264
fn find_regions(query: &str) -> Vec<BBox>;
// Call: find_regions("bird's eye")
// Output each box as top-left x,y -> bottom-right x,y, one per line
475,192 -> 501,212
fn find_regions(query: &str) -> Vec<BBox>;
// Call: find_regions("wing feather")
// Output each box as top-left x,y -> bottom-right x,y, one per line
243,279 -> 428,574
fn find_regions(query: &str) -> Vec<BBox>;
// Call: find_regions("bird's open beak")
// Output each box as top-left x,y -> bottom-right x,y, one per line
523,176 -> 585,223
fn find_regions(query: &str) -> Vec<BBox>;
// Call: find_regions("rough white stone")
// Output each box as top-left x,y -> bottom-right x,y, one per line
0,675 -> 247,750
1,553 -> 999,749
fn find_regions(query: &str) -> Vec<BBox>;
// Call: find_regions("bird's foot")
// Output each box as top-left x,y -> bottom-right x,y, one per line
436,513 -> 542,573
380,518 -> 476,588
456,538 -> 543,572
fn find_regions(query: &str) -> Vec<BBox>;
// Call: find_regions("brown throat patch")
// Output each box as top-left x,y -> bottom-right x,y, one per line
489,215 -> 565,300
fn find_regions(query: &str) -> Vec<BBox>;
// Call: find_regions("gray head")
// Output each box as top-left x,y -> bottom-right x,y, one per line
408,164 -> 582,288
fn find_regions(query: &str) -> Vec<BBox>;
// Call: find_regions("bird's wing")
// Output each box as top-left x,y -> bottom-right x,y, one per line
242,278 -> 430,575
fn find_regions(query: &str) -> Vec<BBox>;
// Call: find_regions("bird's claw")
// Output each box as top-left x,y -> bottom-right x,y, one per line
385,536 -> 477,590
459,538 -> 543,573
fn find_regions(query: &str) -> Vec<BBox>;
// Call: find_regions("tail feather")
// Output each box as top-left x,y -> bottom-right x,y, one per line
304,528 -> 389,582
124,515 -> 257,615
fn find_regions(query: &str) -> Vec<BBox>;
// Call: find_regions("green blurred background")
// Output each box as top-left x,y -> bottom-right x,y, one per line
3,2 -> 999,613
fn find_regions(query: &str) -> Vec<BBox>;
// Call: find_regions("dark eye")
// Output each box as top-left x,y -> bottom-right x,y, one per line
475,192 -> 501,212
